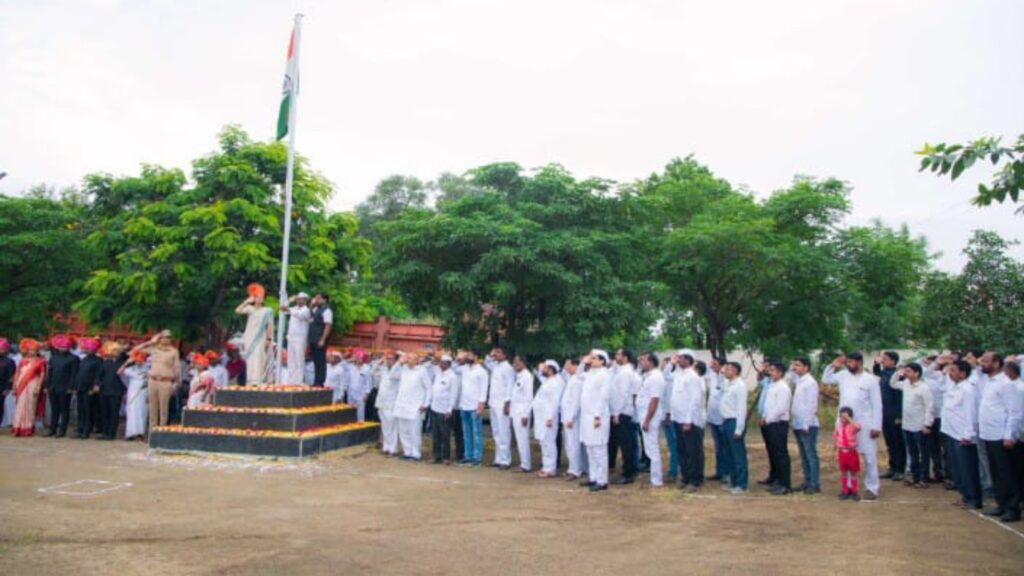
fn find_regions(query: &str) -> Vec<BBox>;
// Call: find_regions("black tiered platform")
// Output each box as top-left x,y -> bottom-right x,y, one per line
149,386 -> 380,458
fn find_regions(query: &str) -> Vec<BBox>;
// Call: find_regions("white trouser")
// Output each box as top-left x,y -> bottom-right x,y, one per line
512,415 -> 532,470
380,411 -> 399,454
286,337 -> 306,384
491,409 -> 512,465
355,401 -> 366,423
587,444 -> 609,486
860,446 -> 879,495
642,423 -> 663,486
538,424 -> 558,474
563,422 -> 583,476
398,417 -> 422,459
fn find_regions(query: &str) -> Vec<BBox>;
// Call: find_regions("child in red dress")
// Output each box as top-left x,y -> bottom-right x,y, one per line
834,406 -> 861,501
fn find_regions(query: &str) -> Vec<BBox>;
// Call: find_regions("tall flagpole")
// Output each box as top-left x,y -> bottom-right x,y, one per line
276,13 -> 303,382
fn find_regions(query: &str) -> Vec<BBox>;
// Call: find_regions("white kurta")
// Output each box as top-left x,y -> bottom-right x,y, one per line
580,367 -> 613,447
239,304 -> 274,385
394,364 -> 430,459
285,305 -> 311,384
325,362 -> 346,403
510,369 -> 535,470
124,364 -> 149,438
533,375 -> 565,475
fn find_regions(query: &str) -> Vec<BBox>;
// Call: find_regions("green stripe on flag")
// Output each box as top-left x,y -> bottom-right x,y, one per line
276,93 -> 290,141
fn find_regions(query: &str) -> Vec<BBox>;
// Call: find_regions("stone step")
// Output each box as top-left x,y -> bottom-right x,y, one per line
148,422 -> 380,458
214,386 -> 333,409
181,404 -> 356,432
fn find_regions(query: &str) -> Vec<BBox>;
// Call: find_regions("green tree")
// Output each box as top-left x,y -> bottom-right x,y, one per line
77,125 -> 371,343
641,160 -> 851,358
0,188 -> 95,338
915,231 -> 1024,351
917,135 -> 1024,213
836,221 -> 930,350
376,163 -> 659,358
355,175 -> 429,242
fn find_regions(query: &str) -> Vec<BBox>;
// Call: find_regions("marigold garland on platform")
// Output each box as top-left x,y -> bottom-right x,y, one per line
186,404 -> 355,415
152,421 -> 378,439
224,385 -> 327,392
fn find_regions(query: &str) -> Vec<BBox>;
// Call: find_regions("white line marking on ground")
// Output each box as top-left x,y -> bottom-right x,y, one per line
38,479 -> 133,497
968,509 -> 1024,540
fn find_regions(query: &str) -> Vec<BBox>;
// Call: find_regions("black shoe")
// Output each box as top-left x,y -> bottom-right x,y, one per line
804,487 -> 821,495
580,480 -> 596,487
498,465 -> 511,471
1000,512 -> 1021,523
838,492 -> 849,500
589,484 -> 608,492
757,477 -> 776,485
880,471 -> 895,480
55,431 -> 66,438
47,429 -> 58,437
849,493 -> 861,501
984,508 -> 1006,517
891,473 -> 905,482
612,476 -> 635,485
770,487 -> 792,496
944,481 -> 957,490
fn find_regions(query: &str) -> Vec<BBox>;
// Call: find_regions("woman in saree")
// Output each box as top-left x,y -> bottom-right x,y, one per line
235,283 -> 274,385
11,338 -> 46,437
118,350 -> 149,440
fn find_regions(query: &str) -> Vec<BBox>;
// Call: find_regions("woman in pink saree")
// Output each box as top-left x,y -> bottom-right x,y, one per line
12,338 -> 46,437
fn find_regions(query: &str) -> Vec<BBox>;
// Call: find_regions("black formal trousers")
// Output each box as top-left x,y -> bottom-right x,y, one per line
430,410 -> 452,461
311,344 -> 327,387
985,440 -> 1021,514
765,421 -> 791,489
100,394 -> 122,439
49,389 -> 72,434
677,423 -> 705,487
612,415 -> 637,479
76,392 -> 94,436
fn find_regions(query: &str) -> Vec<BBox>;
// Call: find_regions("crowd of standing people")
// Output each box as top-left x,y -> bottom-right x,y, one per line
3,291 -> 1022,525
351,345 -> 1023,524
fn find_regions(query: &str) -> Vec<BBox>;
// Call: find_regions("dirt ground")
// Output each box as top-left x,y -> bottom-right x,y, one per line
1,431 -> 1022,576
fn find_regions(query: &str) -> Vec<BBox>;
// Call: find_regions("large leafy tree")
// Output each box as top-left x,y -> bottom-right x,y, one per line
836,222 -> 930,351
641,159 -> 852,358
914,231 -> 1024,351
77,126 -> 371,343
0,187 -> 95,338
376,163 -> 659,358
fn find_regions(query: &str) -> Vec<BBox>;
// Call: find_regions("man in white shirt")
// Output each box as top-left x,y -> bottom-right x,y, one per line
457,350 -> 488,466
706,356 -> 729,485
669,353 -> 705,492
978,353 -> 1023,522
790,357 -> 821,494
580,350 -> 614,492
346,350 -> 372,422
560,357 -> 588,480
610,349 -> 640,485
761,361 -> 793,496
394,352 -> 431,461
428,355 -> 459,464
636,352 -> 666,487
279,292 -> 311,385
510,355 -> 535,472
532,360 -> 565,478
661,356 -> 679,482
823,352 -> 884,500
486,347 -> 515,469
891,363 -> 935,488
325,349 -> 346,403
942,359 -> 982,510
718,361 -> 749,493
373,350 -> 403,456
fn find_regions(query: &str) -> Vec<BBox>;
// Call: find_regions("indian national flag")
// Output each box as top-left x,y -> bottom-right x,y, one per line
276,25 -> 299,141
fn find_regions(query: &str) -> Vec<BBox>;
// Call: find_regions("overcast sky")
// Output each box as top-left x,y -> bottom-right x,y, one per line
2,0 -> 1022,271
